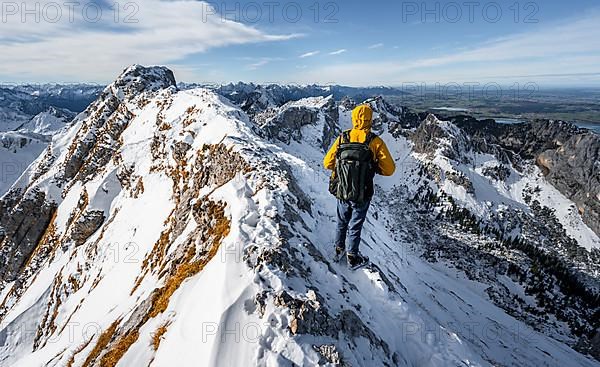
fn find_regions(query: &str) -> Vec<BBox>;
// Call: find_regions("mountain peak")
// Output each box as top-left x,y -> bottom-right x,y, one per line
107,64 -> 177,100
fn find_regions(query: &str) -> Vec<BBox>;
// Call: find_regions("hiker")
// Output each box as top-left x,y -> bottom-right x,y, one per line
323,104 -> 396,269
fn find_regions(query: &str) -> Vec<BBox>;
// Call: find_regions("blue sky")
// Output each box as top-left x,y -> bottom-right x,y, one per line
1,0 -> 600,86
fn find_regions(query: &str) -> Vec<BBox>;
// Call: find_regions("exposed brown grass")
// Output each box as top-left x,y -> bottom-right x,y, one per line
105,240 -> 223,366
68,275 -> 80,291
151,321 -> 172,351
133,177 -> 145,198
148,249 -> 199,318
65,337 -> 92,367
85,200 -> 230,367
142,220 -> 174,271
81,319 -> 120,367
81,145 -> 238,367
182,105 -> 199,127
148,201 -> 230,319
129,268 -> 147,296
98,329 -> 140,367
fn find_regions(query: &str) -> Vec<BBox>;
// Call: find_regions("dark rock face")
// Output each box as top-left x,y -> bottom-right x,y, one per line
452,117 -> 580,159
69,210 -> 105,246
339,96 -> 356,111
0,190 -> 56,282
576,331 -> 600,362
538,132 -> 600,235
319,99 -> 341,151
257,97 -> 339,151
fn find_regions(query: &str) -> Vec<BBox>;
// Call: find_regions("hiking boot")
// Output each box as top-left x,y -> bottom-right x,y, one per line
347,253 -> 369,270
334,246 -> 345,262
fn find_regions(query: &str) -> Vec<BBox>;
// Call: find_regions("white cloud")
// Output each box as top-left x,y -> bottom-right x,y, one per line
368,43 -> 384,49
329,49 -> 347,55
299,51 -> 320,58
0,0 -> 299,82
248,60 -> 270,70
246,57 -> 284,70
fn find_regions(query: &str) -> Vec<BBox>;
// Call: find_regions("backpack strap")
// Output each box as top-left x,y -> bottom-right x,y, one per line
335,130 -> 348,159
364,132 -> 377,147
342,130 -> 351,144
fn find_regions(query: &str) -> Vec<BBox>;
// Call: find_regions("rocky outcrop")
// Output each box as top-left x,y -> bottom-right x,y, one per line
256,96 -> 339,150
259,105 -> 318,143
412,114 -> 473,164
313,344 -> 348,366
69,210 -> 105,246
0,190 -> 56,282
272,290 -> 397,365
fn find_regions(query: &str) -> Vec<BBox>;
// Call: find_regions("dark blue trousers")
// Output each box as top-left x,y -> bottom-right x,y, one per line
335,199 -> 371,256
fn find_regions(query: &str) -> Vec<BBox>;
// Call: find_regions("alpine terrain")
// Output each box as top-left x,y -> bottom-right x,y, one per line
0,65 -> 598,367
0,84 -> 102,196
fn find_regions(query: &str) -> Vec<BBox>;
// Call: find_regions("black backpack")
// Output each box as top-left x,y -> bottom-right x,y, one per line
329,130 -> 377,203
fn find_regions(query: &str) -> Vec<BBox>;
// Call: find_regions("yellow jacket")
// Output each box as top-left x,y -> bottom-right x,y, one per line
323,104 -> 396,176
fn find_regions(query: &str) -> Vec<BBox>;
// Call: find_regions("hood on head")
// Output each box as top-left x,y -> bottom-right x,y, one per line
352,104 -> 373,130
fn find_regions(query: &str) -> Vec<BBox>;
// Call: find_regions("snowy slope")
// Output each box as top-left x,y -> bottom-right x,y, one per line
0,131 -> 49,196
16,107 -> 76,135
0,66 -> 598,367
0,107 -> 76,197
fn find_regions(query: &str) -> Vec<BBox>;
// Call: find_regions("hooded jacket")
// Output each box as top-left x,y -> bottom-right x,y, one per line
323,104 -> 396,177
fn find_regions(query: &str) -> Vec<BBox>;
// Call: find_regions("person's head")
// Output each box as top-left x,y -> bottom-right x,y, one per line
351,104 -> 373,131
